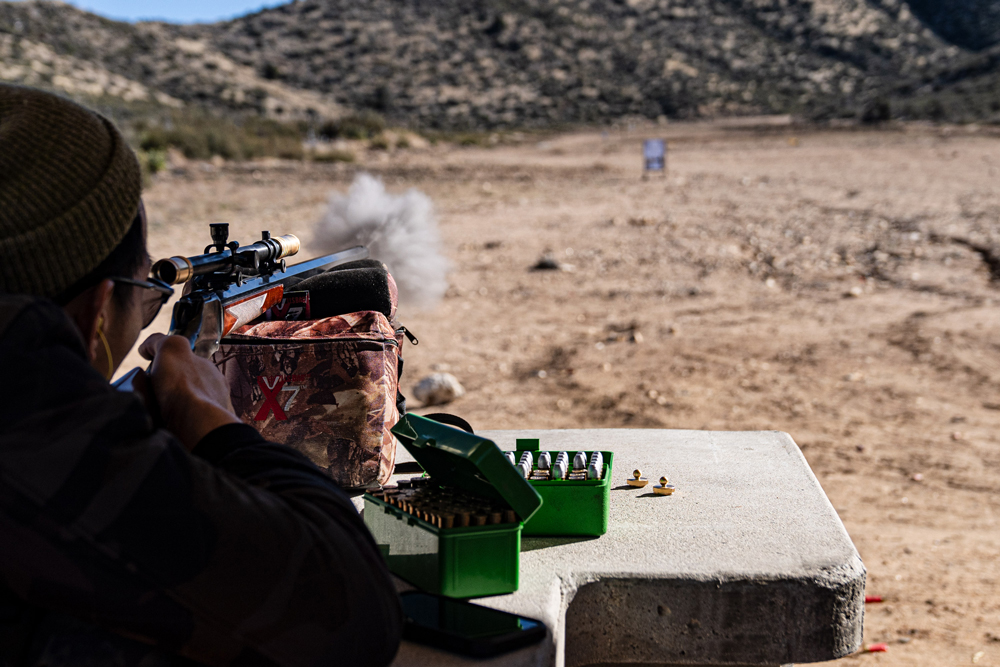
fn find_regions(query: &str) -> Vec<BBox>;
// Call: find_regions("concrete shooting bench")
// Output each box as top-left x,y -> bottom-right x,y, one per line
353,429 -> 865,667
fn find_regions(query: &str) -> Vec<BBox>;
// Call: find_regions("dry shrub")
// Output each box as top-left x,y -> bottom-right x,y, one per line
139,112 -> 304,161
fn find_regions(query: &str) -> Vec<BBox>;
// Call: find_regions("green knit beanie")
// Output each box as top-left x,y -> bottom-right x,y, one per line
0,84 -> 142,298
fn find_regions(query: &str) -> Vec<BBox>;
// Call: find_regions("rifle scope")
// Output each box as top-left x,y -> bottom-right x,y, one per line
153,225 -> 300,285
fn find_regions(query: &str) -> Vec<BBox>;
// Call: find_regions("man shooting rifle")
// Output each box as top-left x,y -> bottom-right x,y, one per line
0,84 -> 402,666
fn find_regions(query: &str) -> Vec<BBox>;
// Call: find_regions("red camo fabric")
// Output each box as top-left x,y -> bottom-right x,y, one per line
212,310 -> 401,489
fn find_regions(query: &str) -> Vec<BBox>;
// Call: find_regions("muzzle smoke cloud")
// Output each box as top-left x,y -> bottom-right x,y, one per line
312,174 -> 449,311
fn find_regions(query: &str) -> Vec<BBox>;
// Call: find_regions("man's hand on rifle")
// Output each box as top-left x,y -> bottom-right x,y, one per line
140,333 -> 241,450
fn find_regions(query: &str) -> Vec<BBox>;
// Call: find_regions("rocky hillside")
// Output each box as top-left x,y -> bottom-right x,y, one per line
0,1 -> 343,119
1,0 -> 999,128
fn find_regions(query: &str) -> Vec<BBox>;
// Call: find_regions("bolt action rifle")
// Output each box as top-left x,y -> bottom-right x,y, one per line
114,223 -> 368,408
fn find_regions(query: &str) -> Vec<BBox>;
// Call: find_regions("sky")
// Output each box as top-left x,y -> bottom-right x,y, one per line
19,0 -> 289,23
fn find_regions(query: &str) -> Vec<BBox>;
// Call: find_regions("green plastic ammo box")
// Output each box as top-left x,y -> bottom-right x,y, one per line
363,415 -> 543,599
508,439 -> 613,537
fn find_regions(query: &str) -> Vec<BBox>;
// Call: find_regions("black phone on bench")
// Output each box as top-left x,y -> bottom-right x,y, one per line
400,591 -> 547,658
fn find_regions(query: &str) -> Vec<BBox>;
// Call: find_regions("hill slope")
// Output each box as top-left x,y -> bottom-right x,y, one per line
1,0 -> 998,127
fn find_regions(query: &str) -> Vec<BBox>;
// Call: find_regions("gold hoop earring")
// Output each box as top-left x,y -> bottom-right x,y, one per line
96,317 -> 114,381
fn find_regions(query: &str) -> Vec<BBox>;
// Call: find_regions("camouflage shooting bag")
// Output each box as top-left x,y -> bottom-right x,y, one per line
212,257 -> 407,490
212,311 -> 404,490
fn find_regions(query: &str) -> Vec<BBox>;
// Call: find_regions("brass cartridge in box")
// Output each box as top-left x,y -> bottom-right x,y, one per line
364,415 -> 542,599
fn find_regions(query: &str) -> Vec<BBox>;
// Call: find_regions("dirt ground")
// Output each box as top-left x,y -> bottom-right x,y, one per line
127,122 -> 1000,666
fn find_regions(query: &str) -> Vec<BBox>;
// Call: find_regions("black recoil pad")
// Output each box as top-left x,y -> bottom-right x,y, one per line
295,265 -> 393,320
281,259 -> 387,290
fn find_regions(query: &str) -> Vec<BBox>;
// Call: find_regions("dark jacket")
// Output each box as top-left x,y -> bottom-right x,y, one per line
0,296 -> 402,667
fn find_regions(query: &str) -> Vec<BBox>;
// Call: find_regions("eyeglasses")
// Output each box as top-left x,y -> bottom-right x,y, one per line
109,276 -> 175,329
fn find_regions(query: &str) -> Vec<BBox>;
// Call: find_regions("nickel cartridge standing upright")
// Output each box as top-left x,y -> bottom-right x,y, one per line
519,451 -> 533,469
554,451 -> 570,479
538,451 -> 552,470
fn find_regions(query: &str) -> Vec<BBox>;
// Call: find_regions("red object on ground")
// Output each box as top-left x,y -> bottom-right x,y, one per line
865,595 -> 883,603
866,643 -> 889,653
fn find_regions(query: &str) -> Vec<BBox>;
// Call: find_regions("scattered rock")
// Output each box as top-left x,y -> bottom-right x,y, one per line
605,321 -> 642,343
629,216 -> 656,227
531,253 -> 573,271
413,373 -> 465,406
531,254 -> 561,270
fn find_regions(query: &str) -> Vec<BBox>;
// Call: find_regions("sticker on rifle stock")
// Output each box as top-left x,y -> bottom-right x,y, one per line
264,291 -> 311,321
254,374 -> 308,421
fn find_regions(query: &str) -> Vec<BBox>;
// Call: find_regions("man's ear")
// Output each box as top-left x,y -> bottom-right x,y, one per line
63,280 -> 115,362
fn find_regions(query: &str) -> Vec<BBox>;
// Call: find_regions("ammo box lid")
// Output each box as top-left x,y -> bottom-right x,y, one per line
391,414 -> 543,523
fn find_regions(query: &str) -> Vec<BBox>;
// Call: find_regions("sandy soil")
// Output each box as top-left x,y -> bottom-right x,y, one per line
128,123 -> 1000,666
